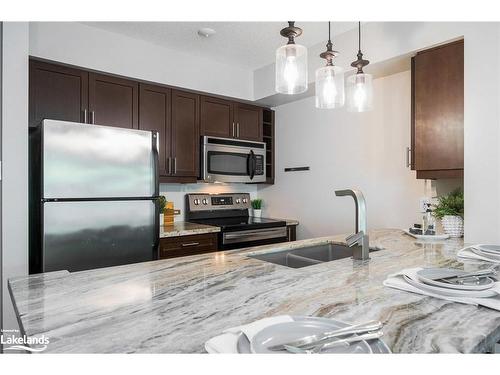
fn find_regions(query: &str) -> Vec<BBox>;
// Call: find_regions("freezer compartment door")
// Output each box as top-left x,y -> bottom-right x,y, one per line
42,120 -> 157,198
42,200 -> 158,272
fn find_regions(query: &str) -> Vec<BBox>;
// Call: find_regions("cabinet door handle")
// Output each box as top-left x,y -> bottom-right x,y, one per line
90,111 -> 95,124
237,122 -> 240,138
232,122 -> 235,137
83,109 -> 88,124
168,157 -> 172,175
173,157 -> 177,174
406,147 -> 412,168
181,242 -> 200,247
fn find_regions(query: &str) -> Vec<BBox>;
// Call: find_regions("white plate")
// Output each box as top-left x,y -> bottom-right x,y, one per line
403,275 -> 498,298
236,316 -> 391,354
249,317 -> 373,354
475,244 -> 500,254
403,230 -> 449,241
416,268 -> 495,291
470,247 -> 500,261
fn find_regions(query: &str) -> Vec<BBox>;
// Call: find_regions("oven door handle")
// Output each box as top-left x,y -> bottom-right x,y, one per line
247,150 -> 256,180
223,227 -> 287,244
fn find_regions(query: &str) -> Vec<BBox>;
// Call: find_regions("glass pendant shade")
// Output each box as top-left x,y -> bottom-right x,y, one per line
315,65 -> 344,109
346,73 -> 373,112
275,43 -> 308,94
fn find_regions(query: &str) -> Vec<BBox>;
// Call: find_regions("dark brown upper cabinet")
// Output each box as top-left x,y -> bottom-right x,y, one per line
139,84 -> 171,177
29,60 -> 88,127
171,90 -> 200,178
200,96 -> 263,141
411,40 -> 464,179
29,58 -> 270,184
200,96 -> 233,138
89,73 -> 138,129
235,103 -> 263,142
139,84 -> 199,182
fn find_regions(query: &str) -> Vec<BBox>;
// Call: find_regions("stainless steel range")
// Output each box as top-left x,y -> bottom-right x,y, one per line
185,193 -> 287,250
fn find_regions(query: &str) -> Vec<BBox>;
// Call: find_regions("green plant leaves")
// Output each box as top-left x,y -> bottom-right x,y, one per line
432,188 -> 464,219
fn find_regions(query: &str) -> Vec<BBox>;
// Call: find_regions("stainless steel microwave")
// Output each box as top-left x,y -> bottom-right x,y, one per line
201,136 -> 266,183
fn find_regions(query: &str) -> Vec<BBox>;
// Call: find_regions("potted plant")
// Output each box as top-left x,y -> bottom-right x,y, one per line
433,188 -> 464,238
251,199 -> 263,218
158,195 -> 167,226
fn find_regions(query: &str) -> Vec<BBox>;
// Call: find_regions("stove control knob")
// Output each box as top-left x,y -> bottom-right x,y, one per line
242,198 -> 248,204
202,198 -> 208,205
235,198 -> 241,204
193,199 -> 200,205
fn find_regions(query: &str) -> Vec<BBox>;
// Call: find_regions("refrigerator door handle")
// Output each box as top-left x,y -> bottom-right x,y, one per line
151,132 -> 159,196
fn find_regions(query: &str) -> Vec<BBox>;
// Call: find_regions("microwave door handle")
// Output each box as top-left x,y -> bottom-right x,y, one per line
252,152 -> 257,178
248,150 -> 256,180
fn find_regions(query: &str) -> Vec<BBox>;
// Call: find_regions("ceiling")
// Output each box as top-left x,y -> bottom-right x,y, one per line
82,22 -> 358,70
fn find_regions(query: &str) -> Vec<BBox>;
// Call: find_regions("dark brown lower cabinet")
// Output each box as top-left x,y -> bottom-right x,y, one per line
159,233 -> 218,259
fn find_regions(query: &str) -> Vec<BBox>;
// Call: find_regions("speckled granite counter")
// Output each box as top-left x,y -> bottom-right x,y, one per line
160,222 -> 220,238
8,229 -> 500,353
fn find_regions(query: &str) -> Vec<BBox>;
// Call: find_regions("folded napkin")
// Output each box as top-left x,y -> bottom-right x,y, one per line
383,267 -> 500,312
457,246 -> 500,263
205,315 -> 294,353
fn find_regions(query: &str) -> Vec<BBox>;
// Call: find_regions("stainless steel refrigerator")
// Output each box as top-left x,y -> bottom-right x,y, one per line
29,120 -> 160,273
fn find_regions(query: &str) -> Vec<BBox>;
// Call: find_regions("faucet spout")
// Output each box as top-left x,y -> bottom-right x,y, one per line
335,188 -> 369,261
334,189 -> 367,234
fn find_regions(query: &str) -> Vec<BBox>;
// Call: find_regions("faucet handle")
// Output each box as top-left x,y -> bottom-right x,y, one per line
346,231 -> 365,247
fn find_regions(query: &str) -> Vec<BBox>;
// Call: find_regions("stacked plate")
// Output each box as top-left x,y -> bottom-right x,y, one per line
234,316 -> 391,354
407,267 -> 499,298
470,244 -> 500,262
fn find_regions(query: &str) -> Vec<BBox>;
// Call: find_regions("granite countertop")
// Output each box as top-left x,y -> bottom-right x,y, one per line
8,229 -> 500,353
160,221 -> 220,238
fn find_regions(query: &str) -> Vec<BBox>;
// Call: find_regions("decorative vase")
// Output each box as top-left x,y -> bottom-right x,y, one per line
441,215 -> 464,237
253,209 -> 262,218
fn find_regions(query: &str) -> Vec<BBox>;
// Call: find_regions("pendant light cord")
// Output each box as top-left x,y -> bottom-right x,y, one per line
358,21 -> 361,52
328,21 -> 331,44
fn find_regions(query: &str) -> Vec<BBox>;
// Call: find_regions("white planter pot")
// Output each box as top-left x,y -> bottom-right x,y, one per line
253,209 -> 262,218
441,215 -> 464,238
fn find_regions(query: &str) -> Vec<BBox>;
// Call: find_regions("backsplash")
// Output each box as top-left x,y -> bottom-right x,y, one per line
160,183 -> 258,221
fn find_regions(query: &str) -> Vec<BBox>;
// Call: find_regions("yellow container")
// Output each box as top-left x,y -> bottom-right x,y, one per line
164,201 -> 175,226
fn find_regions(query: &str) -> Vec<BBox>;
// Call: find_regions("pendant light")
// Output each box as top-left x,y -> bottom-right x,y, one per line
346,22 -> 373,112
275,21 -> 308,95
315,22 -> 344,109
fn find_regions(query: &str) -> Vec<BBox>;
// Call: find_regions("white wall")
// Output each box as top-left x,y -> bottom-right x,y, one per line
29,22 -> 254,100
1,22 -> 29,332
258,71 -> 426,239
256,22 -> 500,244
160,183 -> 257,222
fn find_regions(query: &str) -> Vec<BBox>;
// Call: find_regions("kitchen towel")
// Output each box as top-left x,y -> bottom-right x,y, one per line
383,267 -> 500,312
205,315 -> 294,354
457,246 -> 500,263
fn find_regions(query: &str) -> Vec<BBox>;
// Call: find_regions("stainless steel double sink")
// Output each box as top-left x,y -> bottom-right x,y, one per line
248,243 -> 381,268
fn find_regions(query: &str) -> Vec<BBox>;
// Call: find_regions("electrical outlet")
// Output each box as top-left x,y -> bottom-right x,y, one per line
419,197 -> 431,213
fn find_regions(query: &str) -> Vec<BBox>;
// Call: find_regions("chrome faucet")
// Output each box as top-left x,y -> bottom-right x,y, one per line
335,189 -> 370,261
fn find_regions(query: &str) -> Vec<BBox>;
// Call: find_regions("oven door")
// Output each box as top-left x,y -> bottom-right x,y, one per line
202,136 -> 266,183
221,226 -> 288,250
